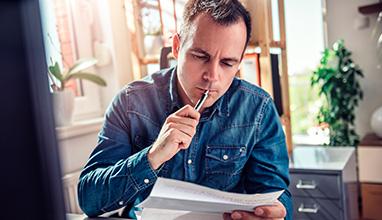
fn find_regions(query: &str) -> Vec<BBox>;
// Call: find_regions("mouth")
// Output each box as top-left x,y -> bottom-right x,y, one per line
196,87 -> 218,94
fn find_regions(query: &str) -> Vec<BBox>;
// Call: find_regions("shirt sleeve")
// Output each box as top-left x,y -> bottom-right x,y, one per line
77,90 -> 159,217
243,97 -> 292,220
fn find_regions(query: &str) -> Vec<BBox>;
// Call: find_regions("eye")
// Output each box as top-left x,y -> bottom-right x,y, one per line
192,54 -> 208,61
221,61 -> 233,67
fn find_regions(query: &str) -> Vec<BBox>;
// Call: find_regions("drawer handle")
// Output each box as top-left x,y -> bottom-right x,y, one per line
296,180 -> 316,189
298,204 -> 319,214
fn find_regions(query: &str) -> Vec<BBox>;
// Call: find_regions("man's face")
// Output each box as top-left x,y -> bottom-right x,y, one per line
172,13 -> 247,110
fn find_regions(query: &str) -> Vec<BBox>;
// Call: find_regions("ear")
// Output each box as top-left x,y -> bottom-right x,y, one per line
172,33 -> 181,59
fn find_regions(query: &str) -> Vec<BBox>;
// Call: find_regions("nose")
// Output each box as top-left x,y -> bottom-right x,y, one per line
202,61 -> 219,82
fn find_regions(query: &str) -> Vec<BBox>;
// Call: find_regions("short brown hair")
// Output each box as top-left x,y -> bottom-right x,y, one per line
180,0 -> 252,47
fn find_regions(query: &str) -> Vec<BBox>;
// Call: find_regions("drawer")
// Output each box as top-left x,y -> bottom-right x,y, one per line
361,183 -> 382,220
293,196 -> 343,220
290,173 -> 341,199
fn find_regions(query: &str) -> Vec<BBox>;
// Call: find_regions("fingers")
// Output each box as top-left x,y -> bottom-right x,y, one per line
227,209 -> 285,220
228,211 -> 262,220
167,115 -> 199,129
165,121 -> 195,138
167,128 -> 192,149
164,105 -> 200,139
223,213 -> 232,220
253,201 -> 286,219
148,126 -> 191,169
174,104 -> 200,121
147,104 -> 200,169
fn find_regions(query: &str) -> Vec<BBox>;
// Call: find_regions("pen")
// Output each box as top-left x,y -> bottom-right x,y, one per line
194,90 -> 209,112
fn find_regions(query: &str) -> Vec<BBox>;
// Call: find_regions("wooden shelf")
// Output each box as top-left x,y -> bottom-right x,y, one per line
359,133 -> 382,146
358,2 -> 382,14
139,55 -> 160,65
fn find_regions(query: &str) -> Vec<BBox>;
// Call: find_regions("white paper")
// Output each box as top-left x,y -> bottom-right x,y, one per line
137,177 -> 284,218
138,208 -> 223,220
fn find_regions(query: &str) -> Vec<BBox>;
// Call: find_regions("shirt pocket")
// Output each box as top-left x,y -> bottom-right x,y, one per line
204,145 -> 247,190
205,145 -> 247,175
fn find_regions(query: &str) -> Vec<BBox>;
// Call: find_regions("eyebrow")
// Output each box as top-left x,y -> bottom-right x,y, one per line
190,48 -> 240,64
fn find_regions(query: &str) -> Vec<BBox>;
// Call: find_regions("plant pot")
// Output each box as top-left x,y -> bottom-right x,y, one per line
52,90 -> 75,127
371,106 -> 382,138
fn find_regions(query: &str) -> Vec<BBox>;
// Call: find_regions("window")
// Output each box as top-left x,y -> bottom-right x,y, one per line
241,53 -> 261,86
128,0 -> 186,76
284,0 -> 328,145
42,0 -> 104,121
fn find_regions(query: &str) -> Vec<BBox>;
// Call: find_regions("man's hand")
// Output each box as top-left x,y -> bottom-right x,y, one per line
223,201 -> 286,220
148,105 -> 200,169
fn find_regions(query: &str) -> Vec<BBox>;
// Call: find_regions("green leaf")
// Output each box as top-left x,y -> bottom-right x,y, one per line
65,72 -> 107,87
355,70 -> 364,77
310,39 -> 363,147
68,58 -> 98,74
48,62 -> 63,81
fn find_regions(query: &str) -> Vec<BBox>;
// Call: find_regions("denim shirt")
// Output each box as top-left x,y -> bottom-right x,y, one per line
78,67 -> 292,219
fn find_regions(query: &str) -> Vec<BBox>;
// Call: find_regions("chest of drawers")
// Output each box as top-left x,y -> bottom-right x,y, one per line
289,147 -> 359,220
358,133 -> 382,219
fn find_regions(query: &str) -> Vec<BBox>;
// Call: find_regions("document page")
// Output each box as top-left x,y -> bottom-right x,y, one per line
138,177 -> 284,214
137,208 -> 223,220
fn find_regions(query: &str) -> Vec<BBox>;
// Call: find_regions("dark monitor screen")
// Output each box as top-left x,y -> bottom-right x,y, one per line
0,0 -> 66,219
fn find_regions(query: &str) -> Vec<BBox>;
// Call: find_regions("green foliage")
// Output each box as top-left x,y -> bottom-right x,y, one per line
48,58 -> 107,91
311,40 -> 364,147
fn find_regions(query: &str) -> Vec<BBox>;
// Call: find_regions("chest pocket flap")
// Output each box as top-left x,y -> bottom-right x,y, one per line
206,145 -> 247,162
205,145 -> 247,175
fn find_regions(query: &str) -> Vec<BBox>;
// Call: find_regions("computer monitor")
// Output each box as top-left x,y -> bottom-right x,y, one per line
0,0 -> 66,219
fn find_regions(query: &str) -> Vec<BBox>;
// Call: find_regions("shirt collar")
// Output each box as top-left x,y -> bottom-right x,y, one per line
167,66 -> 231,118
168,67 -> 183,113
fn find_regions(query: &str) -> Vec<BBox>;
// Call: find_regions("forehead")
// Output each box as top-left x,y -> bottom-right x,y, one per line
185,13 -> 247,57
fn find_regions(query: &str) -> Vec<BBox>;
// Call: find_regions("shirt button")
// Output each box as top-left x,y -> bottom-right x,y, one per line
118,201 -> 124,206
223,155 -> 229,160
144,178 -> 149,184
187,159 -> 192,164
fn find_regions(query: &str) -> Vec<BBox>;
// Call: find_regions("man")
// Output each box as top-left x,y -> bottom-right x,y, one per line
78,0 -> 291,219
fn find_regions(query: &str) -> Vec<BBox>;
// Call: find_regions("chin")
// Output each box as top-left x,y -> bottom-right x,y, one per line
204,97 -> 217,108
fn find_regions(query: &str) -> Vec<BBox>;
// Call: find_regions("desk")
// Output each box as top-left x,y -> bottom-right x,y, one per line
289,146 -> 359,219
66,213 -> 131,220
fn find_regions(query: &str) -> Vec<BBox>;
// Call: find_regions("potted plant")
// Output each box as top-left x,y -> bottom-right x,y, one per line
48,58 -> 107,126
311,40 -> 364,146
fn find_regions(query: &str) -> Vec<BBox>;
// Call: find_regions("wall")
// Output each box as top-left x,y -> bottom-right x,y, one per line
58,124 -> 101,175
56,0 -> 135,175
326,0 -> 382,138
59,133 -> 98,175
